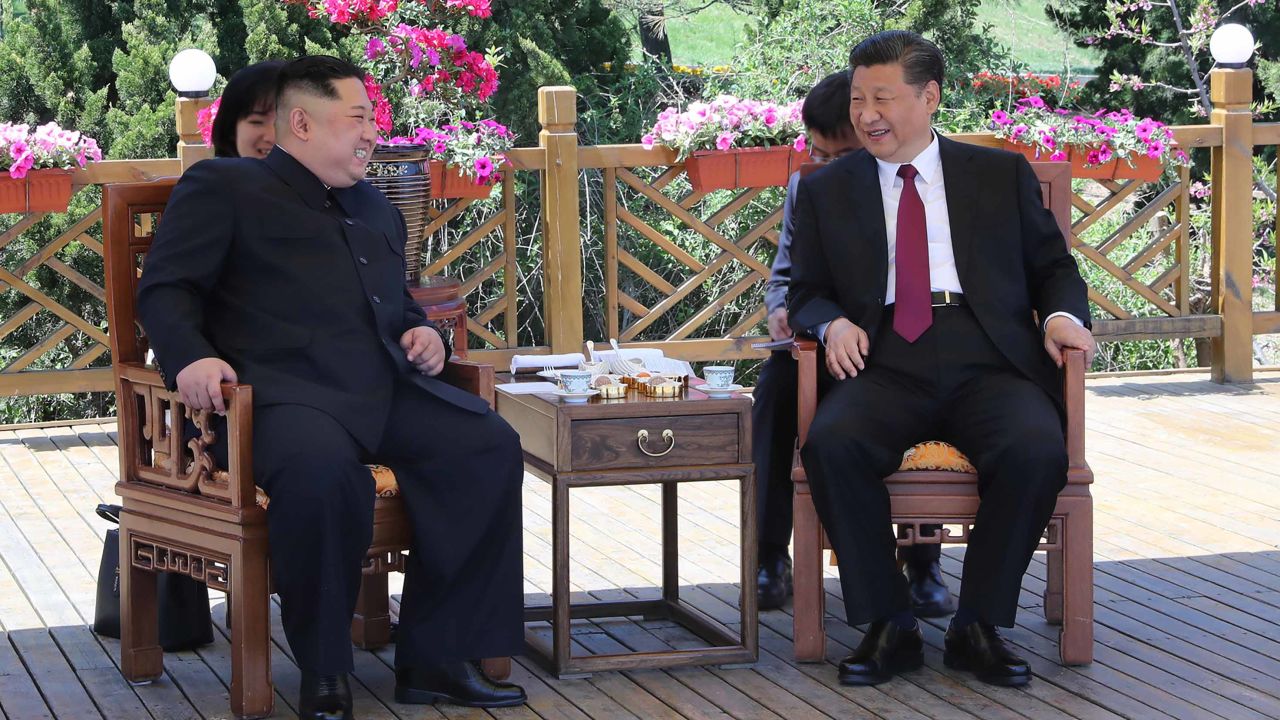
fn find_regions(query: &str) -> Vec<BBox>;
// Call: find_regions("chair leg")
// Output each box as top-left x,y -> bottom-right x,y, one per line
352,572 -> 392,650
481,657 -> 511,681
792,485 -> 826,662
1058,500 -> 1094,665
228,547 -> 274,719
1044,519 -> 1064,625
119,528 -> 163,683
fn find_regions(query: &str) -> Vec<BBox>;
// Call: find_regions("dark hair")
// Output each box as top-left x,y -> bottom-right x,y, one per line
848,30 -> 944,96
801,71 -> 853,139
275,55 -> 367,106
211,60 -> 284,158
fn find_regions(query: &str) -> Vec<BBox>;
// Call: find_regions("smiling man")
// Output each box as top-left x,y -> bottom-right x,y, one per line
137,56 -> 526,718
788,31 -> 1095,688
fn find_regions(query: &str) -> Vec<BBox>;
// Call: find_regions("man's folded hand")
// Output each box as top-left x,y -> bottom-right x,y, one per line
401,326 -> 446,376
824,317 -> 870,380
1044,315 -> 1096,368
175,357 -> 238,414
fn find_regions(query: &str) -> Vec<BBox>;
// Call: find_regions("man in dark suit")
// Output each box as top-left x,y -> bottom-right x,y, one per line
137,56 -> 526,718
788,31 -> 1095,688
754,70 -> 954,619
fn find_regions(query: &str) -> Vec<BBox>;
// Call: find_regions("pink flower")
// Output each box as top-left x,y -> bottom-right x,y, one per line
474,156 -> 494,179
197,97 -> 220,145
715,131 -> 736,151
1096,144 -> 1113,163
991,110 -> 1012,126
642,134 -> 657,150
792,135 -> 806,152
1049,150 -> 1068,162
1010,123 -> 1029,139
365,37 -> 387,60
1145,140 -> 1164,159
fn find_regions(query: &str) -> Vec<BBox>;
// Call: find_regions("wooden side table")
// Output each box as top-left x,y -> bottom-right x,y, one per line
496,382 -> 758,677
409,275 -> 467,358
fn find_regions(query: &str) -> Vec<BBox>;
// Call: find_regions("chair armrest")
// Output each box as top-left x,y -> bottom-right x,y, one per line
1063,349 -> 1086,468
436,359 -> 497,409
790,339 -> 819,446
115,361 -> 257,509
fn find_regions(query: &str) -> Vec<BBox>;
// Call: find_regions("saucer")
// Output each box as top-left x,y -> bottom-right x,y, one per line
553,388 -> 600,403
701,383 -> 743,398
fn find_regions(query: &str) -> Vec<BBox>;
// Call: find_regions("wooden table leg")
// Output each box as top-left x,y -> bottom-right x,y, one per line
663,482 -> 679,604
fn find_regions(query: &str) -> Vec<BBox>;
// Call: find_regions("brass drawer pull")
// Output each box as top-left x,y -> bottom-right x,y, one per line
637,429 -> 676,457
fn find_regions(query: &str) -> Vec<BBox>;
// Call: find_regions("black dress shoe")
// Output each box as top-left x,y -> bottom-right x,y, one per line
757,551 -> 793,610
907,559 -> 956,618
395,661 -> 526,708
944,622 -> 1032,686
838,619 -> 924,686
299,672 -> 353,720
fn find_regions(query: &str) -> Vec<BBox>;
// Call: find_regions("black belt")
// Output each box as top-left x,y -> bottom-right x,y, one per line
930,290 -> 966,307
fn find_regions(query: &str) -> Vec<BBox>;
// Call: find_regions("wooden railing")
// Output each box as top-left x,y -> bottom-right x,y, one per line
0,68 -> 1274,401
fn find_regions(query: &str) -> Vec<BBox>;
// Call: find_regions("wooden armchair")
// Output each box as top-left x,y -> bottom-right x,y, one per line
788,160 -> 1094,666
103,179 -> 509,719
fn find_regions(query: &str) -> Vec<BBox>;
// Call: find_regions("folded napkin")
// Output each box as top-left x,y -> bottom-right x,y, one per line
496,381 -> 561,395
588,347 -> 693,377
509,352 -> 586,376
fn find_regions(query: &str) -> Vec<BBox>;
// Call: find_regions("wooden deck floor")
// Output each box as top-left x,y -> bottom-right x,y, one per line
1,370 -> 1278,719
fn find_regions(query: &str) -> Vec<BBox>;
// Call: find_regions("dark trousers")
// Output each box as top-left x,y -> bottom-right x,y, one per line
752,350 -> 940,566
215,381 -> 525,673
799,306 -> 1066,627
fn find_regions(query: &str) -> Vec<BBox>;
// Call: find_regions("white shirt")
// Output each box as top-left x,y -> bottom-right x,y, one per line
816,132 -> 1080,342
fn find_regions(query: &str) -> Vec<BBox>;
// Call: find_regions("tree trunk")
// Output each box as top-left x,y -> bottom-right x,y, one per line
638,4 -> 673,65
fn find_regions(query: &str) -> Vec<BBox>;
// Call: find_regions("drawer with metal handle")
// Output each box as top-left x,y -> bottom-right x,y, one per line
569,413 -> 741,471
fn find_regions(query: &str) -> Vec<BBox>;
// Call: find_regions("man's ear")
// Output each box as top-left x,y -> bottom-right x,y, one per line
923,80 -> 941,115
288,106 -> 310,142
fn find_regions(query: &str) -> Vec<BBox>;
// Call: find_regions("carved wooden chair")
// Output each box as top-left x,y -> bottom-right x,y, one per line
788,160 -> 1094,666
103,179 -> 509,719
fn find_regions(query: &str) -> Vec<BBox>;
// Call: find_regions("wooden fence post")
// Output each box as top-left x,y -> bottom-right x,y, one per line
1208,68 -> 1254,383
175,97 -> 214,171
538,86 -> 584,354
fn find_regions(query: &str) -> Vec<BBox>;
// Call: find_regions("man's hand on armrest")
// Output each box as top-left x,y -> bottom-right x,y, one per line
176,357 -> 239,415
823,317 -> 870,380
1044,315 -> 1096,369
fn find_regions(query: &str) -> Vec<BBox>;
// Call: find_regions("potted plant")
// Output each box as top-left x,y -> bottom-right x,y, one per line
1,121 -> 102,214
393,119 -> 513,199
990,96 -> 1189,182
642,96 -> 807,193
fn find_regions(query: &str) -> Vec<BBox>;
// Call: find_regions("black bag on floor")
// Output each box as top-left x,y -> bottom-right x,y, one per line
92,503 -> 214,651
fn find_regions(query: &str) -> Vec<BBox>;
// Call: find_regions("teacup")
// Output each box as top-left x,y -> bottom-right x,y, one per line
560,369 -> 593,394
703,365 -> 734,389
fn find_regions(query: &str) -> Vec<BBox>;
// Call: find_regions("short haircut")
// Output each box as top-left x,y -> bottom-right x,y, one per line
275,55 -> 366,107
801,71 -> 853,138
848,30 -> 944,96
211,60 -> 284,158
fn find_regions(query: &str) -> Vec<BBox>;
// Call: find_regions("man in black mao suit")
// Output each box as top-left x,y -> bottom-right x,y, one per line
788,32 -> 1096,688
137,56 -> 526,718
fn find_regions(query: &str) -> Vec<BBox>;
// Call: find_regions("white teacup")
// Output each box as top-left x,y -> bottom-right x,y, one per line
560,369 -> 593,394
703,365 -> 734,389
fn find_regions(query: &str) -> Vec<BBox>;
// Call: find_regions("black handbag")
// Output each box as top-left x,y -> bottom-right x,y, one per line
93,504 -> 214,651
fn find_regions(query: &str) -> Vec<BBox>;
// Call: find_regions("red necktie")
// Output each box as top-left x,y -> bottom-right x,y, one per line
893,164 -> 931,342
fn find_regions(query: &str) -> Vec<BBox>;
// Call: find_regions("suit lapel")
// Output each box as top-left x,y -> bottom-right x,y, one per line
844,151 -> 888,289
938,135 -> 976,284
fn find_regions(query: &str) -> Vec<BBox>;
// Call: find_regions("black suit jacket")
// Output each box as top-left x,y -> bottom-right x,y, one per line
787,135 -> 1090,405
137,148 -> 488,450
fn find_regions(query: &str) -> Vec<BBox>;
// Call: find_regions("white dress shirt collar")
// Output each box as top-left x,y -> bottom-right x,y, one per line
874,131 -> 941,189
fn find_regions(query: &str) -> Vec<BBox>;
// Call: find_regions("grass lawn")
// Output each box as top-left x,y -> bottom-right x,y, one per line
651,1 -> 1099,75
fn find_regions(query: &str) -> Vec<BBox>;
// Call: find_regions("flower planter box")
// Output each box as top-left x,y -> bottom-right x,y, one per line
1114,154 -> 1163,183
26,169 -> 74,213
684,146 -> 804,193
428,160 -> 499,200
1068,148 -> 1117,180
0,176 -> 25,214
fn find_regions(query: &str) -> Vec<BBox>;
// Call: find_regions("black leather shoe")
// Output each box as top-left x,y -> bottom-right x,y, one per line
907,559 -> 956,618
757,551 -> 793,610
299,672 -> 353,720
944,622 -> 1032,686
838,619 -> 924,686
395,661 -> 527,708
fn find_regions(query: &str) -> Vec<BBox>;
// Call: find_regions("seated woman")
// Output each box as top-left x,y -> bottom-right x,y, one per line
210,60 -> 284,159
